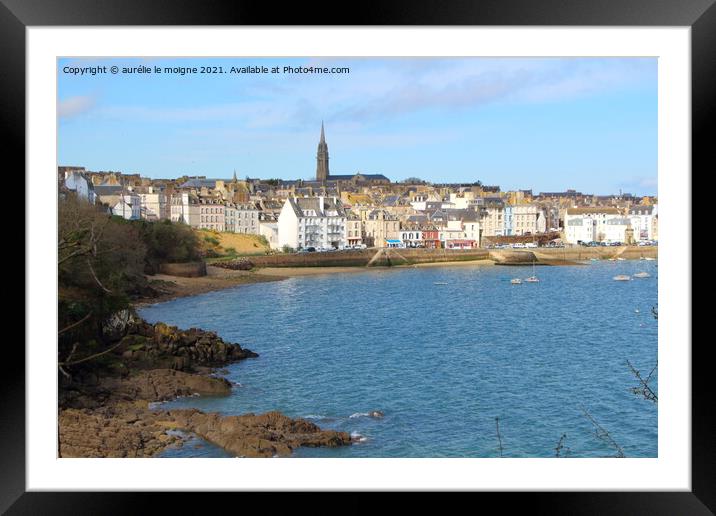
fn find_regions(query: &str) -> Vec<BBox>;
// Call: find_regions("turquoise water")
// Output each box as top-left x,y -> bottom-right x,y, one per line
142,260 -> 658,458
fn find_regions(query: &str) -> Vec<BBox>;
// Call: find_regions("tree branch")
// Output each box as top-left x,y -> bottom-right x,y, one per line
579,404 -> 625,458
86,258 -> 112,293
59,339 -> 125,367
58,312 -> 93,335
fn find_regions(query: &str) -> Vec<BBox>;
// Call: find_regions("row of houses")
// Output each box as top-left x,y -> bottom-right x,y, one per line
61,167 -> 658,250
564,206 -> 658,244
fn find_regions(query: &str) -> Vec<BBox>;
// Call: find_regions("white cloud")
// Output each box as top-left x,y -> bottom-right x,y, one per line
73,57 -> 655,131
58,95 -> 96,119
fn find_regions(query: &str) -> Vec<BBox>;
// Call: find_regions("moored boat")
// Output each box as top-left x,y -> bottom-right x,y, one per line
613,274 -> 631,281
510,278 -> 522,285
633,272 -> 650,278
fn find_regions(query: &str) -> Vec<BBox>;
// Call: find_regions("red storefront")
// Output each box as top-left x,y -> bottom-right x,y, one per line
422,230 -> 441,249
445,239 -> 476,250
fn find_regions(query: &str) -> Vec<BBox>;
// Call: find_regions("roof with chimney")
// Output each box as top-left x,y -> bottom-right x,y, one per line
286,196 -> 347,218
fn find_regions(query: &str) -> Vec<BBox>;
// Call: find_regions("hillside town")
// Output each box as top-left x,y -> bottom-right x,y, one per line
59,123 -> 658,252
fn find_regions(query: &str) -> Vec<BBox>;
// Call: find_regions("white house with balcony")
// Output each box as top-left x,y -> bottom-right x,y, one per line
629,205 -> 657,241
278,196 -> 347,250
564,207 -> 625,244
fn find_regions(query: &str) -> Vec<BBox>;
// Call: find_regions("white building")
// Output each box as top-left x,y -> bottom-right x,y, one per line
278,196 -> 347,250
398,230 -> 423,247
226,203 -> 260,234
138,188 -> 168,221
258,221 -> 280,250
111,193 -> 142,220
138,187 -> 168,221
63,170 -> 97,204
169,192 -> 200,227
564,207 -> 625,244
462,219 -> 481,248
629,205 -> 657,241
603,217 -> 632,243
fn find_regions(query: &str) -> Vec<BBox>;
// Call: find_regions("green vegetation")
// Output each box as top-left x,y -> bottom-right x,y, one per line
58,194 -> 203,370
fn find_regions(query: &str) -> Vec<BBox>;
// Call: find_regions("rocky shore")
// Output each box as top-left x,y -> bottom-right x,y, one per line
59,315 -> 352,458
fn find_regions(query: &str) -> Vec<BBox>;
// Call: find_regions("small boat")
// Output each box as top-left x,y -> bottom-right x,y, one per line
633,272 -> 650,278
617,257 -> 626,261
613,275 -> 631,281
433,282 -> 448,285
524,261 -> 540,282
590,258 -> 599,262
608,258 -> 616,261
645,257 -> 656,261
510,278 -> 522,285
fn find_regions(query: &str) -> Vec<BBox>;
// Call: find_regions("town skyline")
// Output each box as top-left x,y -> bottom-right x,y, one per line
59,57 -> 657,196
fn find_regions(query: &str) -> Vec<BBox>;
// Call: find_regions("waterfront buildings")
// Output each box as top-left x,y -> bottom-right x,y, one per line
480,199 -> 505,237
629,205 -> 658,241
361,209 -> 400,248
58,123 -> 657,251
564,207 -> 626,244
278,196 -> 348,250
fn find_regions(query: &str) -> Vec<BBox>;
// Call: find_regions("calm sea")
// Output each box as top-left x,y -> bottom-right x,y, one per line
140,260 -> 658,458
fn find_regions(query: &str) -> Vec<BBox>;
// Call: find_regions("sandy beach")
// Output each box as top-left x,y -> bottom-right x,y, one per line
137,266 -> 286,306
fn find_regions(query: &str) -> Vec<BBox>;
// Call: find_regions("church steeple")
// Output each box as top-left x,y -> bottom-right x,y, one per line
316,121 -> 329,182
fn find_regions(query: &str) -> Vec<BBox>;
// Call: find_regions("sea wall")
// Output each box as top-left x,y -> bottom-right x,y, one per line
158,261 -> 207,277
221,248 -> 491,268
532,246 -> 658,262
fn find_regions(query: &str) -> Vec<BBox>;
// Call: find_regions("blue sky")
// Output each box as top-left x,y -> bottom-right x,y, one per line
58,57 -> 657,195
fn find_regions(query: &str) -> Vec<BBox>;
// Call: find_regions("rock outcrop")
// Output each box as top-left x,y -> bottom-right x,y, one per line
59,315 -> 351,458
101,369 -> 232,402
118,320 -> 258,372
59,402 -> 181,458
167,409 -> 353,458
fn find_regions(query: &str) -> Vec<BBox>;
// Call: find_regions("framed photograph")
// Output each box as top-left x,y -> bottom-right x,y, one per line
9,0 -> 708,511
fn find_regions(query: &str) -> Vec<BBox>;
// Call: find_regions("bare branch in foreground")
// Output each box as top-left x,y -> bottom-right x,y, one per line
555,433 -> 570,458
627,359 -> 658,404
579,405 -> 625,458
495,416 -> 504,458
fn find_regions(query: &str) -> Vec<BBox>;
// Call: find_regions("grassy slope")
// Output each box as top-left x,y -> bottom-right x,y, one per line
195,229 -> 270,260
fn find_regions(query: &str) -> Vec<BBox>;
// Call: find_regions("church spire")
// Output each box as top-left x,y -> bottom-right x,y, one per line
316,121 -> 329,182
232,169 -> 237,182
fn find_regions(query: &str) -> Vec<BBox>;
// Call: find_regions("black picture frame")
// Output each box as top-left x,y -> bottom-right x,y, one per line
6,0 -> 708,512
